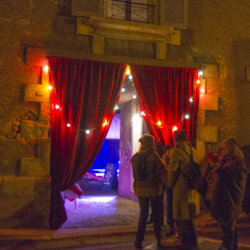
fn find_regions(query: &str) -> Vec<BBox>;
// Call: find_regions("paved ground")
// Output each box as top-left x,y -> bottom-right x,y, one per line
0,180 -> 250,249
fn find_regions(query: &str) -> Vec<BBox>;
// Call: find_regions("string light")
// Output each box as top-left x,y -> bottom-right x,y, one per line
185,114 -> 190,119
121,88 -> 125,92
172,126 -> 178,132
114,105 -> 119,110
43,65 -> 49,73
47,85 -> 53,91
200,88 -> 205,94
157,121 -> 162,126
198,70 -> 203,76
141,111 -> 146,117
129,75 -> 133,80
66,123 -> 71,127
196,79 -> 201,84
85,130 -> 90,134
189,97 -> 194,103
125,65 -> 131,75
55,104 -> 60,110
132,94 -> 137,99
102,120 -> 108,126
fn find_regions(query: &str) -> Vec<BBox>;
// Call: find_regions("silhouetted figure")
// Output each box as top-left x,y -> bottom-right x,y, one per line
131,134 -> 166,249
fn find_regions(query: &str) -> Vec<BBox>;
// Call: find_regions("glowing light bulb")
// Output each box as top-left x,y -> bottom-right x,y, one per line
114,105 -> 119,110
157,121 -> 162,126
185,114 -> 190,119
200,88 -> 205,94
140,111 -> 146,117
189,97 -> 194,103
85,130 -> 90,134
125,66 -> 131,75
43,65 -> 49,73
198,70 -> 203,76
47,85 -> 53,91
129,75 -> 133,80
172,126 -> 178,132
55,104 -> 60,110
66,123 -> 71,127
132,94 -> 136,99
103,120 -> 108,126
121,88 -> 125,92
196,79 -> 201,84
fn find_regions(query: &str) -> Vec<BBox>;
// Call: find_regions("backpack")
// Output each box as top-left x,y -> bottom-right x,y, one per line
180,147 -> 203,190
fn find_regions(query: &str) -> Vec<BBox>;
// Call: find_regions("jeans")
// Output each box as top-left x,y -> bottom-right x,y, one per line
136,196 -> 162,244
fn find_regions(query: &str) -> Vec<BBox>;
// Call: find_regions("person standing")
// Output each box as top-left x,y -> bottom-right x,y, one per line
131,134 -> 166,249
209,139 -> 247,250
167,130 -> 200,250
162,144 -> 175,236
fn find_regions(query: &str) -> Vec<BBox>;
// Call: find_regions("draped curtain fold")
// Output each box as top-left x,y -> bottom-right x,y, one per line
49,57 -> 125,228
131,65 -> 199,146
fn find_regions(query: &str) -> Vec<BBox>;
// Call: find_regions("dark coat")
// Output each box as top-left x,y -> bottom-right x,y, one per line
167,140 -> 200,220
210,155 -> 247,226
131,145 -> 166,197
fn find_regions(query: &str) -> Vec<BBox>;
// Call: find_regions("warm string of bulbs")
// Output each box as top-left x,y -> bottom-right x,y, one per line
43,64 -> 204,134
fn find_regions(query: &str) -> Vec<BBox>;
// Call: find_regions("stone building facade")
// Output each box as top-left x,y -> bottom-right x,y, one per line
0,0 -> 249,228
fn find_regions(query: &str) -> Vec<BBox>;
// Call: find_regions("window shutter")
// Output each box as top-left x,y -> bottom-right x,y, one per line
72,0 -> 104,17
160,0 -> 187,29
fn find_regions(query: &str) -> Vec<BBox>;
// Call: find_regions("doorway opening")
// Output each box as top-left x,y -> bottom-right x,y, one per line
61,71 -> 143,229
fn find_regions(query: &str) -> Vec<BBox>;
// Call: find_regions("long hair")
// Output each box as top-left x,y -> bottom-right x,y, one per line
222,139 -> 244,159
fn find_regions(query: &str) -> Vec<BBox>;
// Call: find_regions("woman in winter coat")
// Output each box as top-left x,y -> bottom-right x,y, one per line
167,130 -> 200,250
210,139 -> 247,250
131,134 -> 166,249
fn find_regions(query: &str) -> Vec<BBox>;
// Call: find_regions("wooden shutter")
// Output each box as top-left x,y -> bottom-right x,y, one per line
72,0 -> 104,17
160,0 -> 187,29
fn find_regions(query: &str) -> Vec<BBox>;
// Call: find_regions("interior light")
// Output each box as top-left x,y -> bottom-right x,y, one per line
85,130 -> 90,134
200,88 -> 205,94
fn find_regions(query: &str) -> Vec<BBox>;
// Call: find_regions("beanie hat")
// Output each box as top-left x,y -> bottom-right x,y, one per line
139,134 -> 154,146
174,130 -> 187,143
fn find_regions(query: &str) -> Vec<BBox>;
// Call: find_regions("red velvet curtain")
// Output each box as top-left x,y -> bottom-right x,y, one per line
131,65 -> 199,146
49,57 -> 125,228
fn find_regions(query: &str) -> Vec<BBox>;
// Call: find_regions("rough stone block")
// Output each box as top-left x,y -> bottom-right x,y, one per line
24,84 -> 50,102
0,177 -> 51,228
20,120 -> 49,140
203,64 -> 218,78
26,47 -> 48,67
198,126 -> 218,143
196,140 -> 206,161
20,158 -> 49,177
199,95 -> 218,111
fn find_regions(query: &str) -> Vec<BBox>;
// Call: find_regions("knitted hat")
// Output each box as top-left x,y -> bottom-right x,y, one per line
139,134 -> 155,146
174,130 -> 187,143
